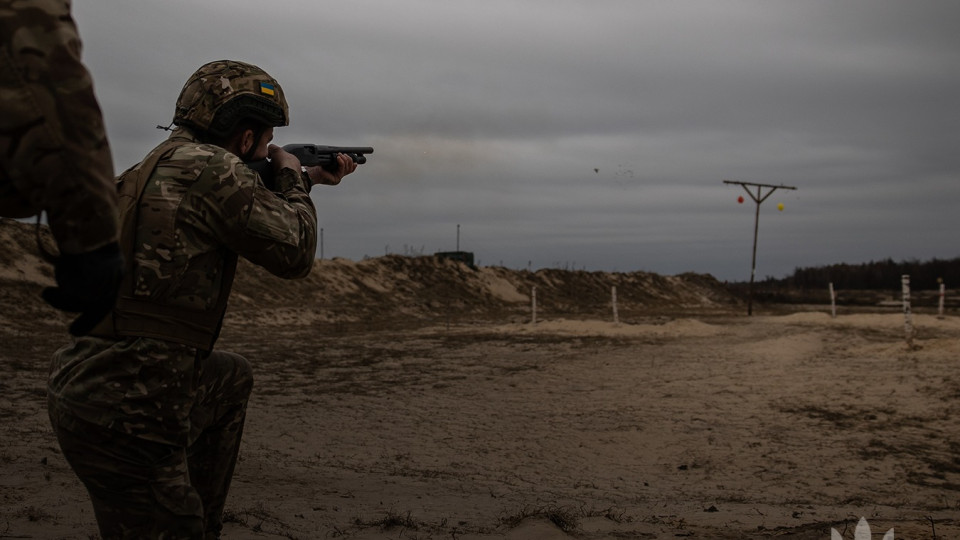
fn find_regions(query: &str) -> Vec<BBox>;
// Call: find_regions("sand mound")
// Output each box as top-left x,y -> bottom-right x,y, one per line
0,218 -> 742,331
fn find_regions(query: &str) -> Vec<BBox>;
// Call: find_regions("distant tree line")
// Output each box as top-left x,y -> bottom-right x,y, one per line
758,257 -> 960,291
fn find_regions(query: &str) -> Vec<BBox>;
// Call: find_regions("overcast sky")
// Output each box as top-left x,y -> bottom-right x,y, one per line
72,1 -> 960,282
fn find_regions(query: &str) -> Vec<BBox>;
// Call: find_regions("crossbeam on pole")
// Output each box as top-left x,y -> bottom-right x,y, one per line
723,180 -> 797,316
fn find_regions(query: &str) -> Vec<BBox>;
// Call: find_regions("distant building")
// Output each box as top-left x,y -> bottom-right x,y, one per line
434,251 -> 475,268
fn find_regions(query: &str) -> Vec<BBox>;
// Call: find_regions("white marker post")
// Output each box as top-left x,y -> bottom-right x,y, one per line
828,282 -> 836,319
938,281 -> 946,319
612,286 -> 620,326
531,286 -> 538,325
901,275 -> 914,348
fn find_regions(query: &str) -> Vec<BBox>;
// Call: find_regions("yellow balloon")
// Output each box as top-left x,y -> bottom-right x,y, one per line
777,203 -> 784,211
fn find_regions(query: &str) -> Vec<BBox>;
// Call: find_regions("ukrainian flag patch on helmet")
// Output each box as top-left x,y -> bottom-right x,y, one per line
259,82 -> 276,96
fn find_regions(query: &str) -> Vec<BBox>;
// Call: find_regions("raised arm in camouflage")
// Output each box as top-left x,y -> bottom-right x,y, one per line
47,60 -> 347,540
0,0 -> 123,335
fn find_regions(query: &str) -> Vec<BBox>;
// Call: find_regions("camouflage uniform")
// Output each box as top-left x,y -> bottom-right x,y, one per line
49,346 -> 253,539
48,61 -> 317,539
0,0 -> 119,253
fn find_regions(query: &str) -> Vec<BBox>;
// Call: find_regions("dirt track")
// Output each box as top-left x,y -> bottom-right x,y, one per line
3,309 -> 960,539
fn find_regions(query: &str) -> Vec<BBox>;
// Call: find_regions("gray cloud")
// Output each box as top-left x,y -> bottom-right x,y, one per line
72,0 -> 960,281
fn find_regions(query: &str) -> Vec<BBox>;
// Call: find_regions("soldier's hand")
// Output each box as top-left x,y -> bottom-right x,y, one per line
306,153 -> 357,186
41,243 -> 124,336
267,144 -> 301,173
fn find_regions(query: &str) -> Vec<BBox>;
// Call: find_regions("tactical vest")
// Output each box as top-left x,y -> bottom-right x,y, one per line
91,139 -> 237,352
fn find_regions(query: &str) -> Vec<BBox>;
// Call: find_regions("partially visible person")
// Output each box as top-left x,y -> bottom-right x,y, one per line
48,59 -> 355,539
0,0 -> 122,335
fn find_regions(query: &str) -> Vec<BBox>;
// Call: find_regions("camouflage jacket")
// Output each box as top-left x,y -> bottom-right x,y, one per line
0,0 -> 119,254
90,127 -> 317,349
49,127 -> 317,443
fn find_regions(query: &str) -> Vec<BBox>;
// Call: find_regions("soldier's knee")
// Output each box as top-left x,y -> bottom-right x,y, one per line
234,354 -> 253,397
211,350 -> 254,397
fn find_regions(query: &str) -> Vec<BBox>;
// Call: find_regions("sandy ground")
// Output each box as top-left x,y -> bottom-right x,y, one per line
3,310 -> 960,539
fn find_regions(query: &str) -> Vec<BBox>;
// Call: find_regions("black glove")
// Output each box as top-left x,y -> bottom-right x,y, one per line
41,243 -> 124,336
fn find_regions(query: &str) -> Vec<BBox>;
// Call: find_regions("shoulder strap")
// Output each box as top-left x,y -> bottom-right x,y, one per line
90,140 -> 180,338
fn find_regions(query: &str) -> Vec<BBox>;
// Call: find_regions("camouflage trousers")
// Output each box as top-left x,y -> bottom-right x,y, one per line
49,350 -> 253,540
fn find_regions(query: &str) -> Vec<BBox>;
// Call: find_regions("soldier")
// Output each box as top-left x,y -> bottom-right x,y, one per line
0,0 -> 123,335
47,60 -> 356,539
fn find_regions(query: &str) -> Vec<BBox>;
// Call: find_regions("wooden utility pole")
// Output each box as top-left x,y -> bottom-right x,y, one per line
723,180 -> 797,316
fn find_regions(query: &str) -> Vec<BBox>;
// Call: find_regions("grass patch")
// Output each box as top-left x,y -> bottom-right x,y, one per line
16,505 -> 53,522
500,505 -> 580,533
356,509 -> 424,531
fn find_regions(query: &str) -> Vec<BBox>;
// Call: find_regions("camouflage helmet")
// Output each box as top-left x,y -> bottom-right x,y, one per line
173,60 -> 289,138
